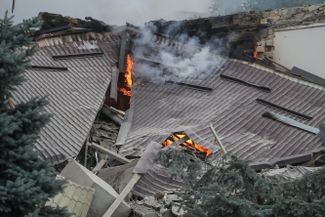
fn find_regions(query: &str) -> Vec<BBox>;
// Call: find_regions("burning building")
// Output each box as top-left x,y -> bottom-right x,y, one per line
10,3 -> 325,216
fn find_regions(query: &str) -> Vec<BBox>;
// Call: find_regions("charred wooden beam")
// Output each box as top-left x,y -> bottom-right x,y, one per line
257,98 -> 312,120
52,51 -> 103,59
262,111 -> 319,134
220,74 -> 271,92
31,65 -> 68,70
36,25 -> 71,35
166,80 -> 212,92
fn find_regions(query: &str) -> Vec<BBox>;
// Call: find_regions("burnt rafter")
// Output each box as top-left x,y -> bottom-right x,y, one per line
262,111 -> 319,135
257,98 -> 313,120
220,74 -> 271,92
52,51 -> 103,59
166,80 -> 213,92
31,65 -> 68,70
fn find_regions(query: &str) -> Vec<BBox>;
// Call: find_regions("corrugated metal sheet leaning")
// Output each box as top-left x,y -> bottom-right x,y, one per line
12,35 -> 121,165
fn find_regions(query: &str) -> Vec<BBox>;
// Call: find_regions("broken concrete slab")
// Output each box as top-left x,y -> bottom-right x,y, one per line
98,159 -> 138,197
60,160 -> 131,217
46,175 -> 95,217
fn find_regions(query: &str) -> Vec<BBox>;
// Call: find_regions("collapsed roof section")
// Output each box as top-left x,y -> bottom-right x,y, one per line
12,31 -> 123,165
119,58 -> 325,169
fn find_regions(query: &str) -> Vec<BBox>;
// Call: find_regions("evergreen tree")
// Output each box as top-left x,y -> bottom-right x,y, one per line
0,12 -> 69,217
159,148 -> 325,217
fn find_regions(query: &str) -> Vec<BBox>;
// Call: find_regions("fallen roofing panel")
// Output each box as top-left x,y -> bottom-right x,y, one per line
13,38 -> 120,164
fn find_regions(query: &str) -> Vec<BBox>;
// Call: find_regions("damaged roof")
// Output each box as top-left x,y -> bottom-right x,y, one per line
12,33 -> 121,165
119,59 -> 325,169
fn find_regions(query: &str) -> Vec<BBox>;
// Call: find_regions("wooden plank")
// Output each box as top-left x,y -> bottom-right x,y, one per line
103,173 -> 142,217
92,159 -> 107,173
210,123 -> 227,154
84,143 -> 89,167
88,143 -> 131,164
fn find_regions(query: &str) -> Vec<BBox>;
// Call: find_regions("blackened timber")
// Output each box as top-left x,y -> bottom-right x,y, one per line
256,98 -> 313,120
31,65 -> 68,70
220,74 -> 271,92
52,51 -> 103,59
262,112 -> 319,134
166,80 -> 212,92
36,25 -> 71,35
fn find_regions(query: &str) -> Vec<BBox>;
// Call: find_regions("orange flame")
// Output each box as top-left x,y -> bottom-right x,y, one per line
119,54 -> 134,97
162,132 -> 212,157
125,54 -> 133,88
253,47 -> 258,60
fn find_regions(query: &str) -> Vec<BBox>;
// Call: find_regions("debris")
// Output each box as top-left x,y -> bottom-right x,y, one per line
131,203 -> 159,217
210,123 -> 227,154
262,111 -> 320,134
103,173 -> 142,217
92,159 -> 108,173
220,73 -> 272,92
46,176 -> 95,217
102,106 -> 125,126
261,165 -> 324,182
98,160 -> 138,196
52,51 -> 104,59
30,65 -> 68,70
256,98 -> 313,120
60,160 -> 131,217
88,142 -> 131,164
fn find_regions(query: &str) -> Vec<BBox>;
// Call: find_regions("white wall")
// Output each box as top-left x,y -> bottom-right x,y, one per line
273,25 -> 325,79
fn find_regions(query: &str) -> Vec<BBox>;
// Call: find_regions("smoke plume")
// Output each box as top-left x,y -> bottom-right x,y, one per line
133,26 -> 226,83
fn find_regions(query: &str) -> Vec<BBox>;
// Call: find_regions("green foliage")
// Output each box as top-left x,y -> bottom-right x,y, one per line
159,149 -> 325,217
0,12 -> 69,217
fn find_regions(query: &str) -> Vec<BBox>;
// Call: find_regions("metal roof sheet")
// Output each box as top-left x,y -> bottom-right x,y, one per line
13,38 -> 120,165
119,59 -> 325,168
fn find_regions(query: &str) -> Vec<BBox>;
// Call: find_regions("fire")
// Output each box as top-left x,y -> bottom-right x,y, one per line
119,54 -> 134,97
253,47 -> 259,60
119,88 -> 131,96
162,132 -> 212,157
125,54 -> 133,88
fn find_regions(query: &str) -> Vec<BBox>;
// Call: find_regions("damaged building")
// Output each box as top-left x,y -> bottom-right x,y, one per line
12,3 -> 325,217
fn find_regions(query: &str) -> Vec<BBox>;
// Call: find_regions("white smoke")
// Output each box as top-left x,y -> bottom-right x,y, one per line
133,27 -> 226,83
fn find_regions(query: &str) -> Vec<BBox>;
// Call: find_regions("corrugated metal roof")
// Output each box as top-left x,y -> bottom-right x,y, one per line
46,176 -> 95,217
12,37 -> 121,165
119,59 -> 325,168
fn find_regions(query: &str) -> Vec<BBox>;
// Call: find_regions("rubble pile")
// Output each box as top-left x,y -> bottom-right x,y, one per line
91,121 -> 120,151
